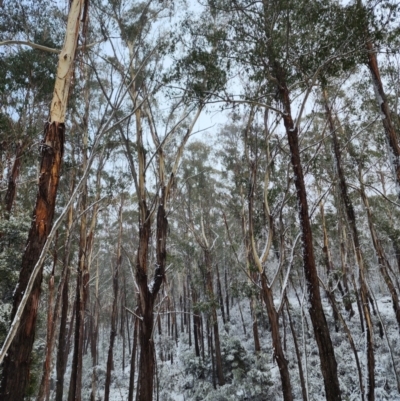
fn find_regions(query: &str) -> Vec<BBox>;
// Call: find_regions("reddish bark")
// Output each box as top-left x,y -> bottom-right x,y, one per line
0,122 -> 64,401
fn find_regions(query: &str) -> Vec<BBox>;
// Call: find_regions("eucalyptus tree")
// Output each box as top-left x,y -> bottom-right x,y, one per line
180,140 -> 227,387
216,1 -> 354,398
354,0 -> 400,196
93,1 -> 212,399
0,2 -> 88,399
218,107 -> 296,399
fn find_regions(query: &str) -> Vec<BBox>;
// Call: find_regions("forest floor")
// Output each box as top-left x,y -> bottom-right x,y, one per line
61,292 -> 400,401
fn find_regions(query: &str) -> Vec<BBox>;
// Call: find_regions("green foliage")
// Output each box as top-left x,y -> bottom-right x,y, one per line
0,214 -> 30,302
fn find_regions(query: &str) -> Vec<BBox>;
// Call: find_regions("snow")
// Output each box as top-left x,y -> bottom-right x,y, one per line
52,292 -> 400,401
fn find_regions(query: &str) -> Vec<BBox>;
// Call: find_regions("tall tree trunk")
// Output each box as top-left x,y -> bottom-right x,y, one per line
251,297 -> 261,353
90,259 -> 100,401
359,178 -> 400,331
68,74 -> 92,401
319,199 -> 340,332
0,2 -> 85,399
191,287 -> 201,358
362,24 -> 400,195
204,250 -> 225,386
247,157 -> 293,400
128,314 -> 139,401
224,266 -> 230,322
105,200 -> 123,401
338,213 -> 355,318
216,264 -> 226,325
286,299 -> 308,401
36,234 -> 57,401
54,146 -> 77,401
276,77 -> 341,400
323,88 -> 374,400
136,193 -> 167,401
260,275 -> 293,401
68,192 -> 89,401
55,270 -> 72,401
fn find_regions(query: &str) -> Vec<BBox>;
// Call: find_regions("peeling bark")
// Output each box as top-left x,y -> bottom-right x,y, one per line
0,122 -> 65,400
0,1 -> 85,399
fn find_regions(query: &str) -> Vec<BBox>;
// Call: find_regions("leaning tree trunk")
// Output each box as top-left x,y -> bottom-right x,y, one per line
364,34 -> 400,196
0,3 -> 85,399
276,76 -> 341,401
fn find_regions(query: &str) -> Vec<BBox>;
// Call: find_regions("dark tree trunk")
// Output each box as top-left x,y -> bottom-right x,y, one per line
0,122 -> 65,401
105,201 -> 123,401
0,0 -> 84,394
192,288 -> 200,358
260,275 -> 293,401
224,266 -> 230,322
128,314 -> 139,401
136,191 -> 167,401
68,180 -> 89,401
36,233 -> 58,401
216,264 -> 226,325
204,250 -> 225,386
251,298 -> 261,353
55,260 -> 72,401
276,78 -> 341,401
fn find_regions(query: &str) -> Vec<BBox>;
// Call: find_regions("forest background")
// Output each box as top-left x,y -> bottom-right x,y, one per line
1,0 -> 400,400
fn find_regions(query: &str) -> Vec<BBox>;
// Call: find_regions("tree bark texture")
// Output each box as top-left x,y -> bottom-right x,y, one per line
136,196 -> 167,401
277,79 -> 341,401
0,122 -> 65,401
0,1 -> 85,399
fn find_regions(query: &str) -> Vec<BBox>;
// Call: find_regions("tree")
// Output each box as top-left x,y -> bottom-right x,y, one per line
0,1 -> 87,399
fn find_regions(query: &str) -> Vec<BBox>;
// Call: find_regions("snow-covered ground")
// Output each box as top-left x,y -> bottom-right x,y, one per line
58,293 -> 400,400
